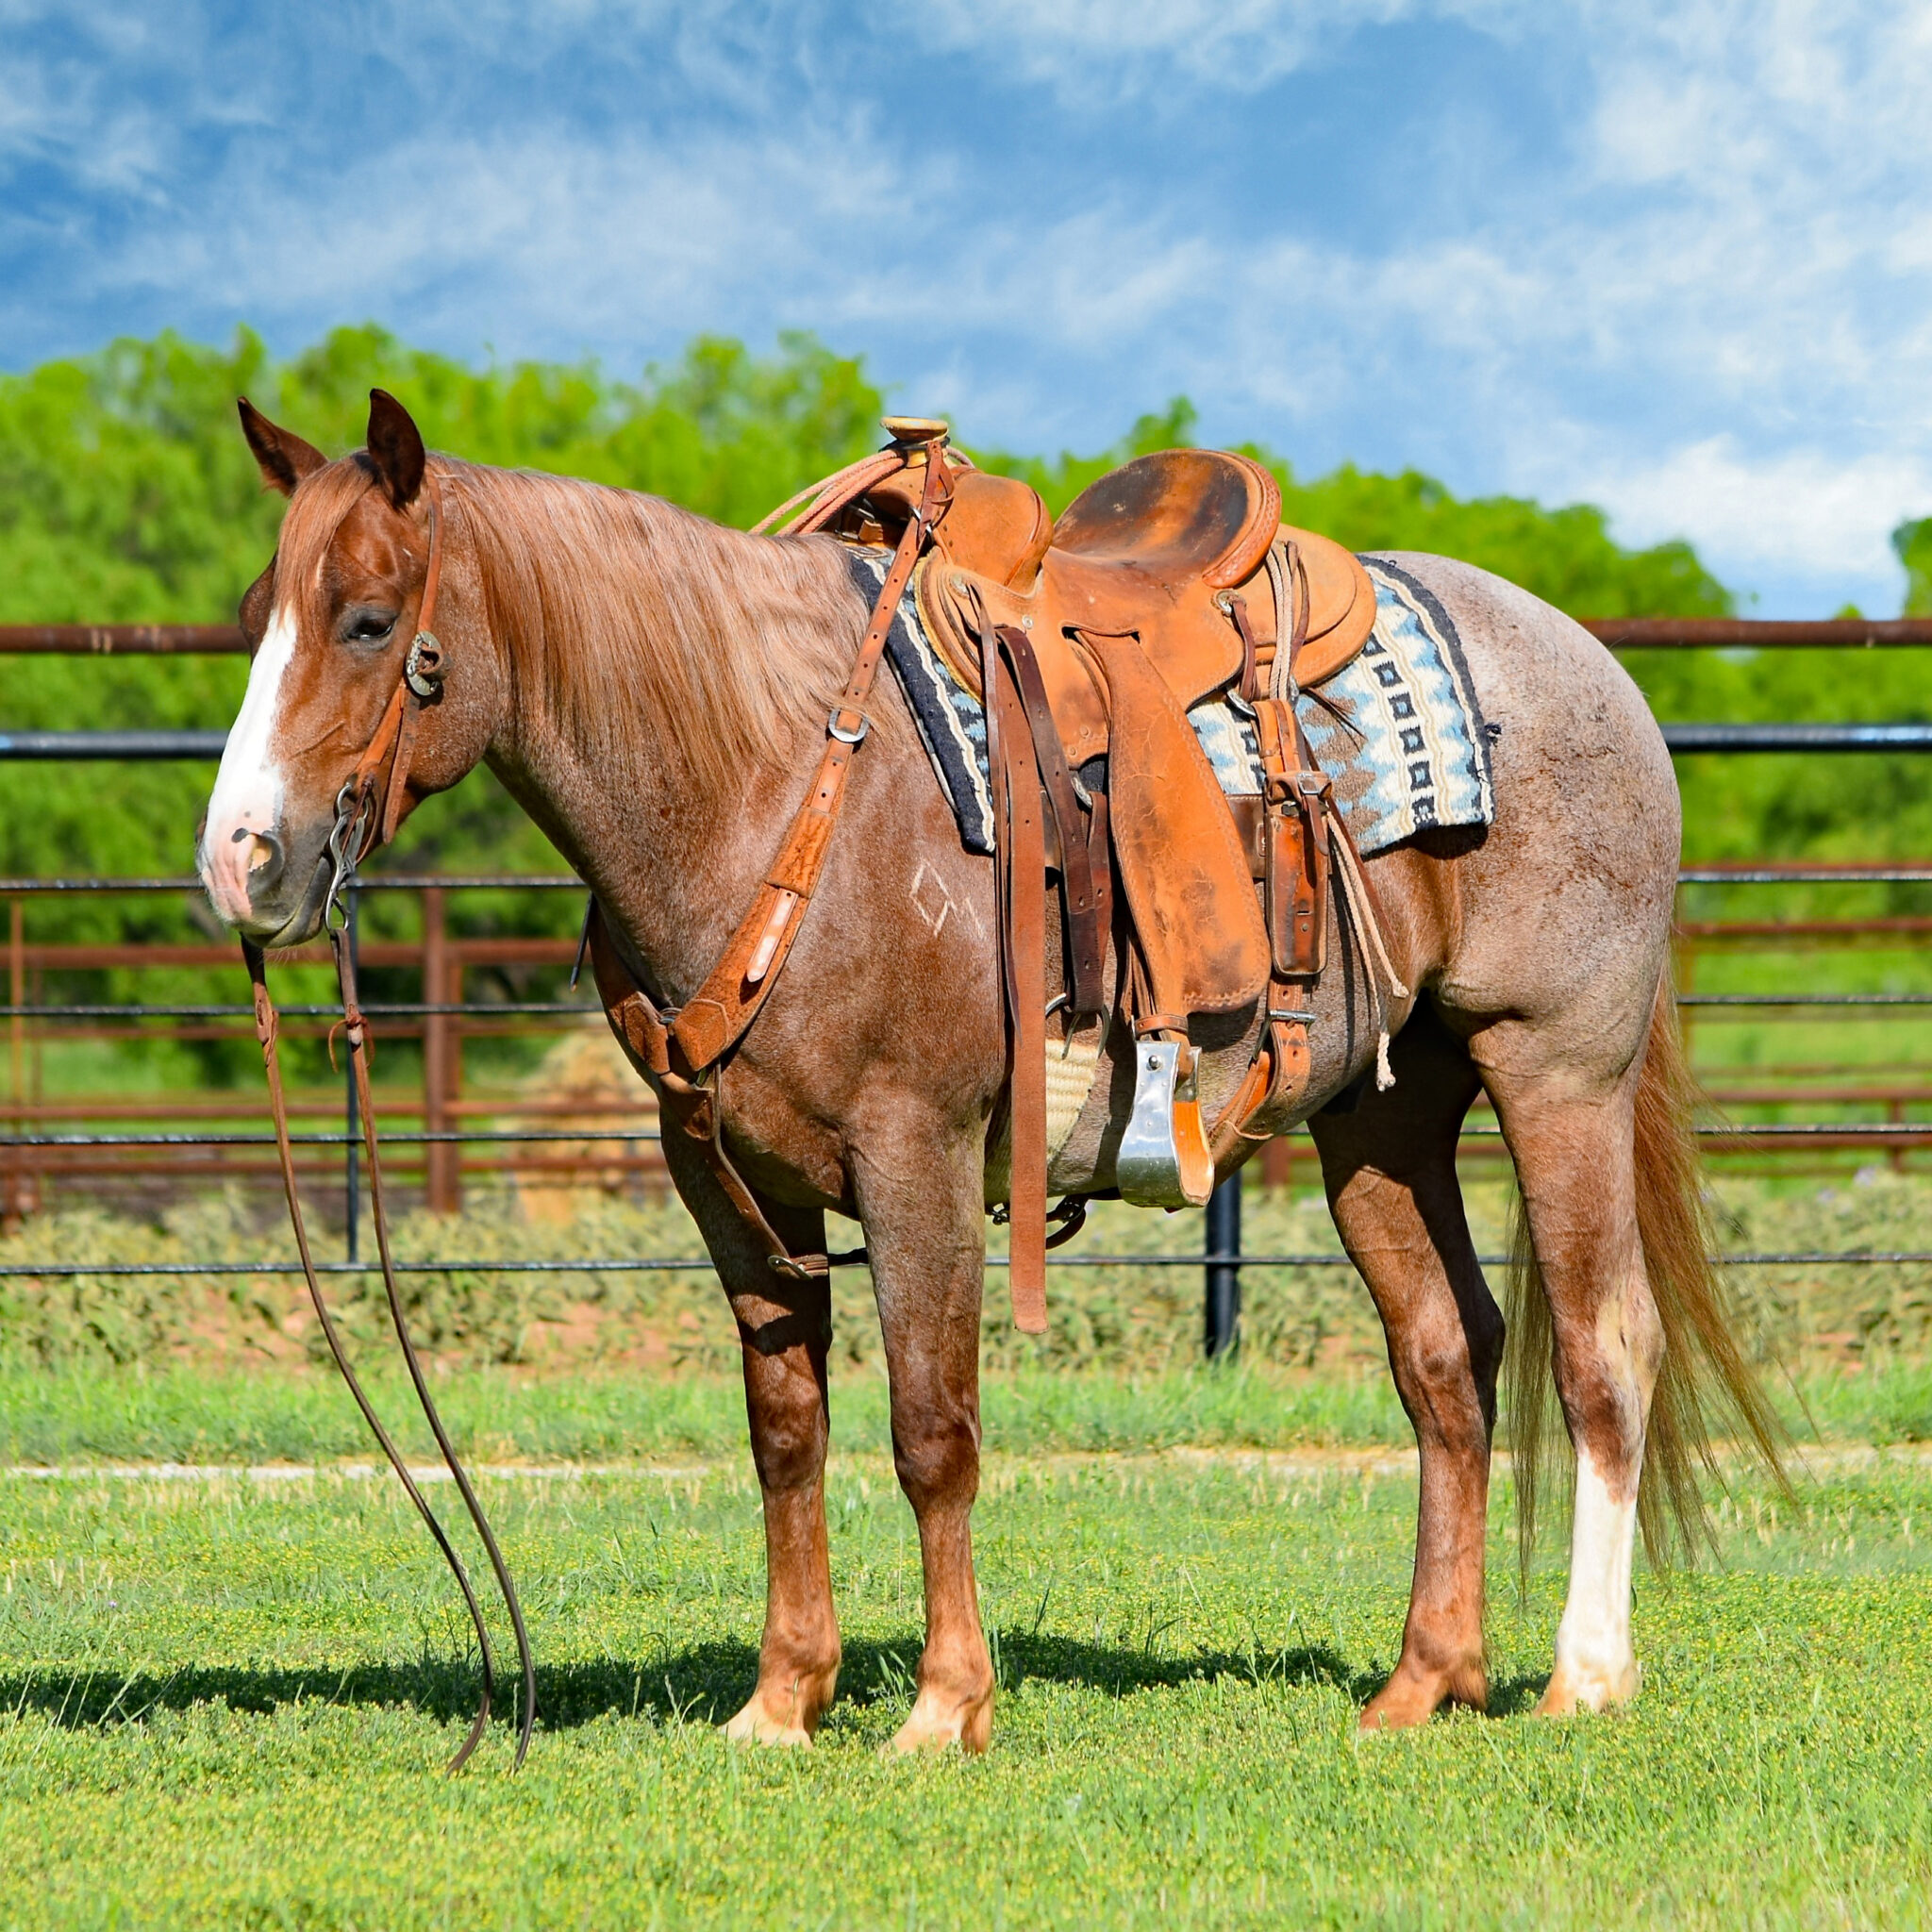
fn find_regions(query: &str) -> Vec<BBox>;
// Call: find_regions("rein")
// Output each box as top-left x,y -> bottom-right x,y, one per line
240,437 -> 996,1770
245,469 -> 535,1774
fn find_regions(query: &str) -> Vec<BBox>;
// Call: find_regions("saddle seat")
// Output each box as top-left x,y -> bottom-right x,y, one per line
901,453 -> 1376,765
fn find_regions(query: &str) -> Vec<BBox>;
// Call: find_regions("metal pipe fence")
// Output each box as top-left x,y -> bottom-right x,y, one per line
12,617 -> 1932,655
18,725 -> 1932,760
9,860 -> 1932,1358
11,619 -> 1932,1354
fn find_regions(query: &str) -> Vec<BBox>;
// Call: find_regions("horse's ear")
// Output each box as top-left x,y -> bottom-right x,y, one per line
366,389 -> 425,512
238,398 -> 325,497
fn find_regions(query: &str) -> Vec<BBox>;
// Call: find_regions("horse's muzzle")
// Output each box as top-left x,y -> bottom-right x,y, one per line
199,819 -> 333,947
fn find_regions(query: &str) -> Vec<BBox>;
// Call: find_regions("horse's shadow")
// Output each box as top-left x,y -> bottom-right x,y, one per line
0,1635 -> 1549,1734
0,1629 -> 1425,1735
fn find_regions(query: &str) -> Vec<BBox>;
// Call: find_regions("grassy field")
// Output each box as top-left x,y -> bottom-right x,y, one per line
7,1179 -> 1932,1925
2,1371 -> 1931,1928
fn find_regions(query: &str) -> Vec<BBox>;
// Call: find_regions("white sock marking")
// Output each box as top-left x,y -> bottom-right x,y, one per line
1552,1444 -> 1639,1703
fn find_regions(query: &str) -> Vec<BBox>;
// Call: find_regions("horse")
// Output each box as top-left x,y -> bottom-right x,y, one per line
198,389 -> 1780,1753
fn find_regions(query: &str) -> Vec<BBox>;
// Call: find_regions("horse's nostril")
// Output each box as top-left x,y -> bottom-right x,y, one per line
247,830 -> 287,898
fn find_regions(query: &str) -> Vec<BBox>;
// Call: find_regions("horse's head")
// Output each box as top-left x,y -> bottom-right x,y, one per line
198,391 -> 504,946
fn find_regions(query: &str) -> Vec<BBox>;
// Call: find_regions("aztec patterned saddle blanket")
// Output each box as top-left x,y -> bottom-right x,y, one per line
856,548 -> 1495,862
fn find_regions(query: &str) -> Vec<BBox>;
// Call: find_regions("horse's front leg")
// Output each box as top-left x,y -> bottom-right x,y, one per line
720,1263 -> 841,1745
852,1114 -> 996,1754
659,1132 -> 841,1746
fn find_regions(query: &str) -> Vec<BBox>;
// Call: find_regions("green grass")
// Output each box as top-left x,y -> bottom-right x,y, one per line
4,1374 -> 1932,1926
0,1362 -> 1419,1467
8,1357 -> 1932,1468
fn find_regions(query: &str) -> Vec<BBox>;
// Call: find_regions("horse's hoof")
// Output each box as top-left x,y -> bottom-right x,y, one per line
1357,1682 -> 1441,1732
888,1686 -> 993,1757
1358,1657 -> 1487,1732
723,1694 -> 815,1748
1534,1659 -> 1640,1717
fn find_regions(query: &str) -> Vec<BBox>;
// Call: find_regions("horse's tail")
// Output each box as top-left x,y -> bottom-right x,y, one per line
1505,979 -> 1790,1574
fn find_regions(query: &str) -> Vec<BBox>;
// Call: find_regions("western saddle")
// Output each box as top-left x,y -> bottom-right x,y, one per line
589,419 -> 1386,1331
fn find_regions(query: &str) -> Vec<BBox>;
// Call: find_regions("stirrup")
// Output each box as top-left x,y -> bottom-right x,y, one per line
1117,1037 -> 1214,1208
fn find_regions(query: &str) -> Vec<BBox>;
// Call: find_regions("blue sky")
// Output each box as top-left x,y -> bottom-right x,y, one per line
4,1 -> 1930,614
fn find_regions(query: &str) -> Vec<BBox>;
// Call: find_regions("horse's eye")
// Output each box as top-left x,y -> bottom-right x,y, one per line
342,608 -> 398,644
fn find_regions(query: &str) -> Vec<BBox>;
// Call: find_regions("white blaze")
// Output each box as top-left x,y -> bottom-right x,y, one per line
200,605 -> 296,923
1550,1445 -> 1641,1707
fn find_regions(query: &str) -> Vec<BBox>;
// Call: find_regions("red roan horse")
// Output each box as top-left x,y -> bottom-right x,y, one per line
200,391 -> 1778,1751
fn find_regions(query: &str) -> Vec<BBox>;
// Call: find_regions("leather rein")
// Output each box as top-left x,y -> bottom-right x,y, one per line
245,469 -> 535,1774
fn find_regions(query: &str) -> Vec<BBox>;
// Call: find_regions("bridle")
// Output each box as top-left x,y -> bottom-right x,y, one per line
244,433 -> 970,1773
244,465 -> 535,1774
324,472 -> 451,905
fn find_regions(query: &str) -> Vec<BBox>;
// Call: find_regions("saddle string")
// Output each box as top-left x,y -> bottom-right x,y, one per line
1266,535 -> 1407,1089
1330,824 -> 1409,1090
753,448 -> 908,538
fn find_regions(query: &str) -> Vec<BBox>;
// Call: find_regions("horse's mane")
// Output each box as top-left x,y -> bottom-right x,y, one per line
277,455 -> 858,793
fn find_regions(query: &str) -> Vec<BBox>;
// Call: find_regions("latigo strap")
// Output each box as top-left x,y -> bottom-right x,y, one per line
985,625 -> 1051,1332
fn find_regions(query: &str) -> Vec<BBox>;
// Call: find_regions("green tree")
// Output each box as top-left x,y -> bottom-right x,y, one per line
0,325 -> 886,897
1895,516 -> 1932,617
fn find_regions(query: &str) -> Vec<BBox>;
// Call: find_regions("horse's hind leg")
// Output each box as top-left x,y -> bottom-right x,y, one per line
1308,1007 -> 1503,1729
1479,1030 -> 1660,1716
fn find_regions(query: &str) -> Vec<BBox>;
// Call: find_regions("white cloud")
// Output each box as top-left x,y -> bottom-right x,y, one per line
7,0 -> 1932,612
911,0 -> 1529,99
97,118 -> 913,354
1557,436 -> 1929,585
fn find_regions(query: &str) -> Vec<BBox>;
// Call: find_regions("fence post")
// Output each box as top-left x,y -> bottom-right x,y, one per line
1204,1172 -> 1241,1359
4,898 -> 25,1231
1260,1136 -> 1291,1191
343,887 -> 359,1260
423,885 -> 459,1214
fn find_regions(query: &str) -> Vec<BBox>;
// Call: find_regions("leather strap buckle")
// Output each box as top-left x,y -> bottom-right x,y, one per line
828,708 -> 870,745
